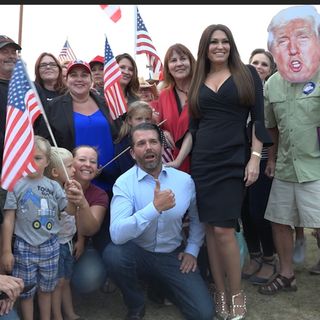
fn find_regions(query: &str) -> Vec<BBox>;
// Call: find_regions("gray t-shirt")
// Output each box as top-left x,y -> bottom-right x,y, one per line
4,176 -> 67,246
58,210 -> 76,244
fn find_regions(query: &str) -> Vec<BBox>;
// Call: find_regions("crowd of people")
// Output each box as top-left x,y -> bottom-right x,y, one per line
0,4 -> 320,320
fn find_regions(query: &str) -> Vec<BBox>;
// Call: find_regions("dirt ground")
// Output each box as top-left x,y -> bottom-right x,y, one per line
73,228 -> 320,320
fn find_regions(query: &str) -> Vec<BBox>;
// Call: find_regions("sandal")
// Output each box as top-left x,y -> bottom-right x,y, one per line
214,291 -> 229,320
208,281 -> 215,299
248,256 -> 277,285
311,229 -> 320,249
241,253 -> 262,280
258,273 -> 297,295
228,290 -> 247,320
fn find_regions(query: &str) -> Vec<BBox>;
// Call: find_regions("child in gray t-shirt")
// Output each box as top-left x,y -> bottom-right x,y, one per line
45,146 -> 84,320
1,136 -> 78,320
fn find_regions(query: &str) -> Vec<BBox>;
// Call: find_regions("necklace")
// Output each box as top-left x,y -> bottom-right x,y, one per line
175,86 -> 188,95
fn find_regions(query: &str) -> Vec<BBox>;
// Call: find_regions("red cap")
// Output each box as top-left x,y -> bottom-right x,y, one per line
66,60 -> 91,76
89,55 -> 104,68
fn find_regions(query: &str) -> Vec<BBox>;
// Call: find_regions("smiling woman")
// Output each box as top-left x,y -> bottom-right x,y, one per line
34,52 -> 67,106
2,5 -> 319,81
154,43 -> 196,173
188,23 -> 273,320
37,60 -> 119,195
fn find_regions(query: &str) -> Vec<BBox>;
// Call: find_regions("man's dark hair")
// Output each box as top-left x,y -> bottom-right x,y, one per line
129,123 -> 163,148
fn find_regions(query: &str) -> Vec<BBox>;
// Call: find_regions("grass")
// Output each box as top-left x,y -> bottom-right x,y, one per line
74,229 -> 320,320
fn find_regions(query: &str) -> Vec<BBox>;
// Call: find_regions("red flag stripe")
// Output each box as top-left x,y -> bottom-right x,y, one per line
2,111 -> 35,177
103,37 -> 127,120
135,8 -> 163,75
1,60 -> 42,191
58,40 -> 77,63
100,5 -> 121,23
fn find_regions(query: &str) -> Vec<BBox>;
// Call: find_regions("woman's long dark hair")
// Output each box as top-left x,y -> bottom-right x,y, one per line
189,24 -> 255,119
116,53 -> 140,99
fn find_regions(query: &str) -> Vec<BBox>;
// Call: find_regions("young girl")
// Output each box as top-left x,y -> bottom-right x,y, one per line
114,101 -> 153,175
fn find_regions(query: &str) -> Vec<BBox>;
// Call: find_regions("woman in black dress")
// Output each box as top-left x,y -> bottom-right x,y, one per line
188,24 -> 272,320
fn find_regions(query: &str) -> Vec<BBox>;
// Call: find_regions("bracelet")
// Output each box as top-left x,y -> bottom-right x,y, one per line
251,151 -> 262,158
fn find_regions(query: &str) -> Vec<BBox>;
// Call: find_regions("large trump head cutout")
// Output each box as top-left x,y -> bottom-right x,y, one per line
267,5 -> 320,83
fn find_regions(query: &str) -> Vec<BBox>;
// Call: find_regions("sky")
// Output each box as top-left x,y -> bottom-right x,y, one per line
1,4 -> 319,80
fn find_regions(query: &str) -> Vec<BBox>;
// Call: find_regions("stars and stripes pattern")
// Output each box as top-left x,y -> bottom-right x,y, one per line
135,7 -> 163,75
100,4 -> 121,23
103,36 -> 127,120
1,59 -> 42,191
58,40 -> 77,63
160,129 -> 174,163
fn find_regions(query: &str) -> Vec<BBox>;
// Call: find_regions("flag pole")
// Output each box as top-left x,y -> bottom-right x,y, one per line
133,5 -> 137,60
97,119 -> 167,174
18,4 -> 23,49
19,56 -> 71,183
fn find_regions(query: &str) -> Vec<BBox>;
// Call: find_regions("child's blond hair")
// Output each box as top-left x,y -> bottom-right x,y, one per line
116,101 -> 153,143
34,135 -> 51,160
45,147 -> 73,179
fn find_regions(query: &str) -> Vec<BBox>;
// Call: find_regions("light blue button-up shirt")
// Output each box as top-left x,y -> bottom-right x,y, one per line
110,165 -> 205,258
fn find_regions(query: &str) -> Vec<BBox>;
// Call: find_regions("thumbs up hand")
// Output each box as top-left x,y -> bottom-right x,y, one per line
153,179 -> 175,213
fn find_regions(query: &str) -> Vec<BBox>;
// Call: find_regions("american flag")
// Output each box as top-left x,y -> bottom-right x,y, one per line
100,4 -> 121,23
135,7 -> 163,75
58,40 -> 77,63
1,59 -> 42,191
103,36 -> 127,120
160,129 -> 174,163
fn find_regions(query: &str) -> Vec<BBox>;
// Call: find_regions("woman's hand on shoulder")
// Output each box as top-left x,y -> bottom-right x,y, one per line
164,159 -> 180,169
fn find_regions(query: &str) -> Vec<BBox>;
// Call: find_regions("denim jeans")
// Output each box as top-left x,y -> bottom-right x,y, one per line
71,243 -> 107,293
103,242 -> 214,320
0,309 -> 20,320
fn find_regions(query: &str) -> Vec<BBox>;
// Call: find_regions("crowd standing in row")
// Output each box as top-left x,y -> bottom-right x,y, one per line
0,4 -> 320,320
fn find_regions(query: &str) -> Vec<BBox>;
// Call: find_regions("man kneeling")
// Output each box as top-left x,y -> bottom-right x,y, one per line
103,123 -> 214,320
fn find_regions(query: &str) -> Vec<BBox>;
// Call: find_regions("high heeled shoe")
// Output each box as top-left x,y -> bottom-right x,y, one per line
214,291 -> 229,320
228,290 -> 246,320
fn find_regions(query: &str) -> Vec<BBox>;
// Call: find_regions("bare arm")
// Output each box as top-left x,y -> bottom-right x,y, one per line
1,210 -> 15,273
244,124 -> 263,187
165,132 -> 193,169
76,201 -> 106,236
265,127 -> 279,178
73,233 -> 86,260
65,180 -> 107,236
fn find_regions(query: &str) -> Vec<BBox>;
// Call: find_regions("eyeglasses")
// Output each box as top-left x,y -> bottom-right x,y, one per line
39,62 -> 58,69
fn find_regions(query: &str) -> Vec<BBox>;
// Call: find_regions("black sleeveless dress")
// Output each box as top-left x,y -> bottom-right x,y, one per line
190,65 -> 272,225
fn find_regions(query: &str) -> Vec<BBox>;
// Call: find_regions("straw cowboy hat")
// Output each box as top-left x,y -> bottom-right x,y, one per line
138,77 -> 159,99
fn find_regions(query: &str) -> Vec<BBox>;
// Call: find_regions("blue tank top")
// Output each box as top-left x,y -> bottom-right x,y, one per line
74,110 -> 116,192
